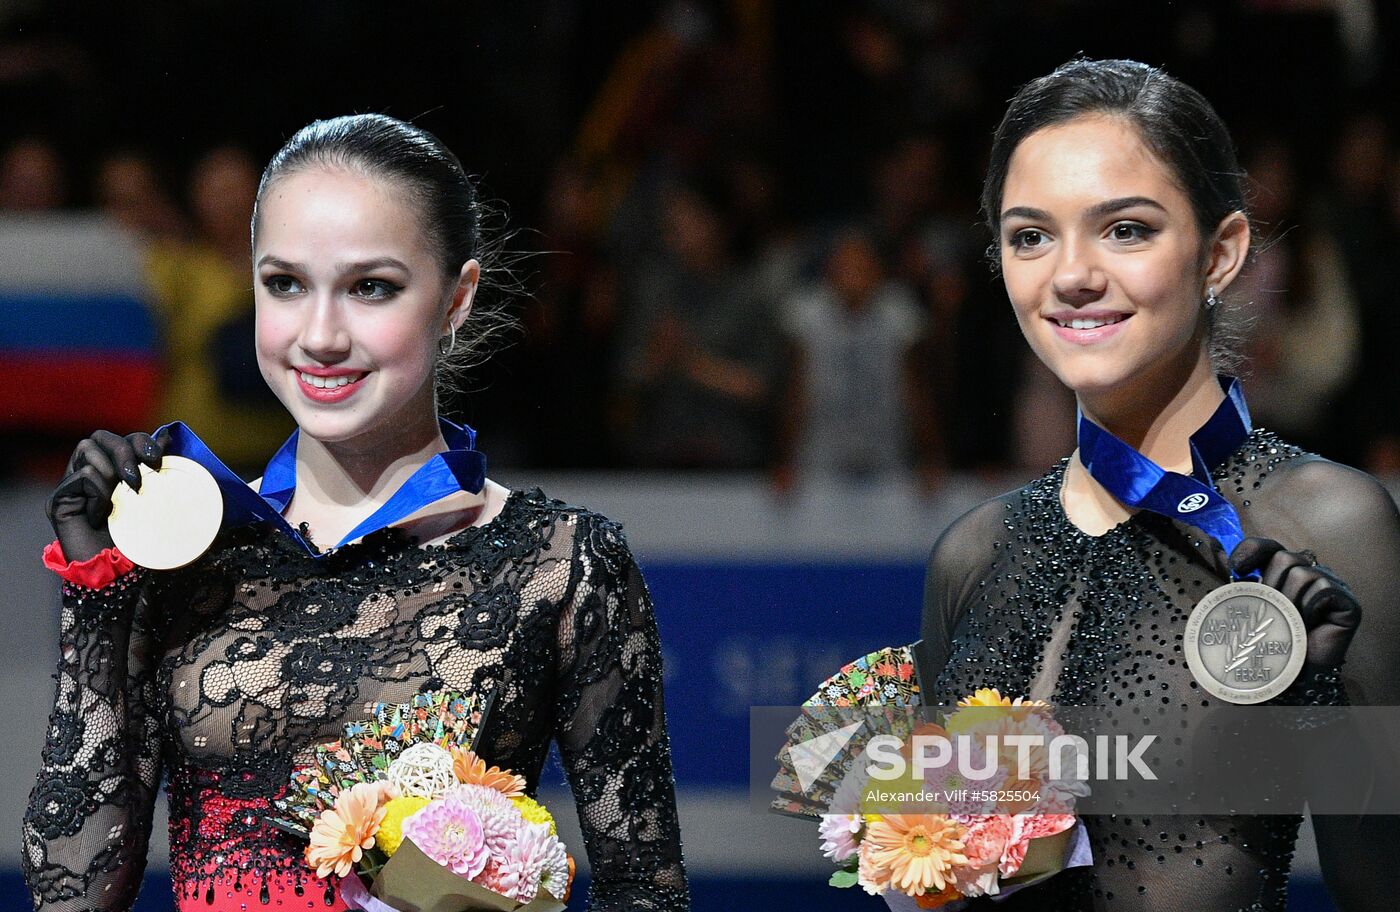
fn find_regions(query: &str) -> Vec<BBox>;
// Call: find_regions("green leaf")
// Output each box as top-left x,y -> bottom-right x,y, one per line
829,870 -> 859,889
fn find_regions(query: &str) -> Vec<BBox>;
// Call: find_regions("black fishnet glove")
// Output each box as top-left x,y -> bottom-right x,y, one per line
46,428 -> 170,563
1231,536 -> 1362,672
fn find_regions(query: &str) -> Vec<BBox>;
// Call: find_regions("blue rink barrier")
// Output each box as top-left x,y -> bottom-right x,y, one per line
641,559 -> 926,786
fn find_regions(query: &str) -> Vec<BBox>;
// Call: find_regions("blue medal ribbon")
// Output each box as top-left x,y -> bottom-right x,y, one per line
1076,376 -> 1253,578
154,417 -> 487,557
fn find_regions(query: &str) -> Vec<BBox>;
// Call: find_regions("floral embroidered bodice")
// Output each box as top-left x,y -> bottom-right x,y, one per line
24,488 -> 688,911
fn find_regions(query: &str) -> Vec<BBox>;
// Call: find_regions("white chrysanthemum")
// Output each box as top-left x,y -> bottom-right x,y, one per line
447,783 -> 526,856
496,822 -> 570,902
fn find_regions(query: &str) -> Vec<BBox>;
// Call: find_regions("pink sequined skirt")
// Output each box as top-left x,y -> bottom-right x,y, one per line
174,869 -> 351,912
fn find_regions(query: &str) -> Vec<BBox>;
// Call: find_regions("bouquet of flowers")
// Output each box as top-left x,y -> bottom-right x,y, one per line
819,688 -> 1091,909
269,691 -> 573,912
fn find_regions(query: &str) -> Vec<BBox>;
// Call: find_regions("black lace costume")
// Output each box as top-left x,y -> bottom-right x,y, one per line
23,487 -> 689,912
915,431 -> 1400,911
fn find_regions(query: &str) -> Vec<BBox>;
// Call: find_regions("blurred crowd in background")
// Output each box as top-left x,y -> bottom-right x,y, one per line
4,0 -> 1400,486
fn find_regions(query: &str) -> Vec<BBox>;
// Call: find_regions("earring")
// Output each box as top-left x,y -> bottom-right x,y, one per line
438,322 -> 457,356
1205,286 -> 1221,310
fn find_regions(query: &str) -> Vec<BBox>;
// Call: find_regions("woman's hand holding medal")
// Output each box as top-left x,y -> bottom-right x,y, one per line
47,427 -> 223,570
47,429 -> 171,563
1230,537 -> 1362,672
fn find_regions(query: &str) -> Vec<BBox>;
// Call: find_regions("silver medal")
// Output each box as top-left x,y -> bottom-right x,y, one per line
1183,581 -> 1307,705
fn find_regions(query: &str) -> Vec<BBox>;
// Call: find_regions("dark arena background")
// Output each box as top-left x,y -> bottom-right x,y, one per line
4,1 -> 1400,909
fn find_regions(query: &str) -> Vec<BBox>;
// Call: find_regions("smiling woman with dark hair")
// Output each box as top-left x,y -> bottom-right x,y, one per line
24,114 -> 688,912
915,59 -> 1400,910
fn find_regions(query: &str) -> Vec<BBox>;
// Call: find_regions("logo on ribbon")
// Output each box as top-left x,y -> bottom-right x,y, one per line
1177,493 -> 1210,514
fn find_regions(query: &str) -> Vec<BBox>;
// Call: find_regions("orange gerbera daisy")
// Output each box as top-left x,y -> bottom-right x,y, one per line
864,814 -> 968,895
451,747 -> 526,798
915,880 -> 964,908
306,781 -> 395,878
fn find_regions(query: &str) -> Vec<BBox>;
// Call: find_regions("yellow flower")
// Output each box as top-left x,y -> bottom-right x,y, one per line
864,814 -> 968,896
947,690 -> 1046,735
957,688 -> 1013,707
374,795 -> 430,857
511,794 -> 557,835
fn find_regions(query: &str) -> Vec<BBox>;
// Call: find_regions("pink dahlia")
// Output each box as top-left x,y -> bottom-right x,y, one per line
492,822 -> 570,902
818,813 -> 861,862
446,784 -> 526,857
401,794 -> 490,879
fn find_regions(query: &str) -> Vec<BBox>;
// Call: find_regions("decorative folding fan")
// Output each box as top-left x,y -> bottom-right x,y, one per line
770,645 -> 921,819
268,688 -> 493,838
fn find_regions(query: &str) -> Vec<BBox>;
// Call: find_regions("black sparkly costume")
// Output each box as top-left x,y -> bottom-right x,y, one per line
915,431 -> 1400,911
23,488 -> 689,912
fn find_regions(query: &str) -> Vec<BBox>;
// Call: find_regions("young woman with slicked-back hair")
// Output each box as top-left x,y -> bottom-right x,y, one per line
25,114 -> 688,912
915,59 -> 1400,910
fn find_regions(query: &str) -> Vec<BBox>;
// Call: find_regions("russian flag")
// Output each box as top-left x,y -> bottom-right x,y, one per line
0,214 -> 161,434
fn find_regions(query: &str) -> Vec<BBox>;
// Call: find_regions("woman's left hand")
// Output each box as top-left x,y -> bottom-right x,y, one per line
1230,537 -> 1362,671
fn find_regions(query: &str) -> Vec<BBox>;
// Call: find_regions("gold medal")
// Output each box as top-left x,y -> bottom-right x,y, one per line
108,455 -> 224,570
1183,581 -> 1307,705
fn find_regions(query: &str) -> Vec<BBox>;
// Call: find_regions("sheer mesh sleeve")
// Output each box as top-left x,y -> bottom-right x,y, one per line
553,514 -> 689,911
1257,457 -> 1400,706
22,570 -> 167,912
914,493 -> 1016,689
1259,457 -> 1400,911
